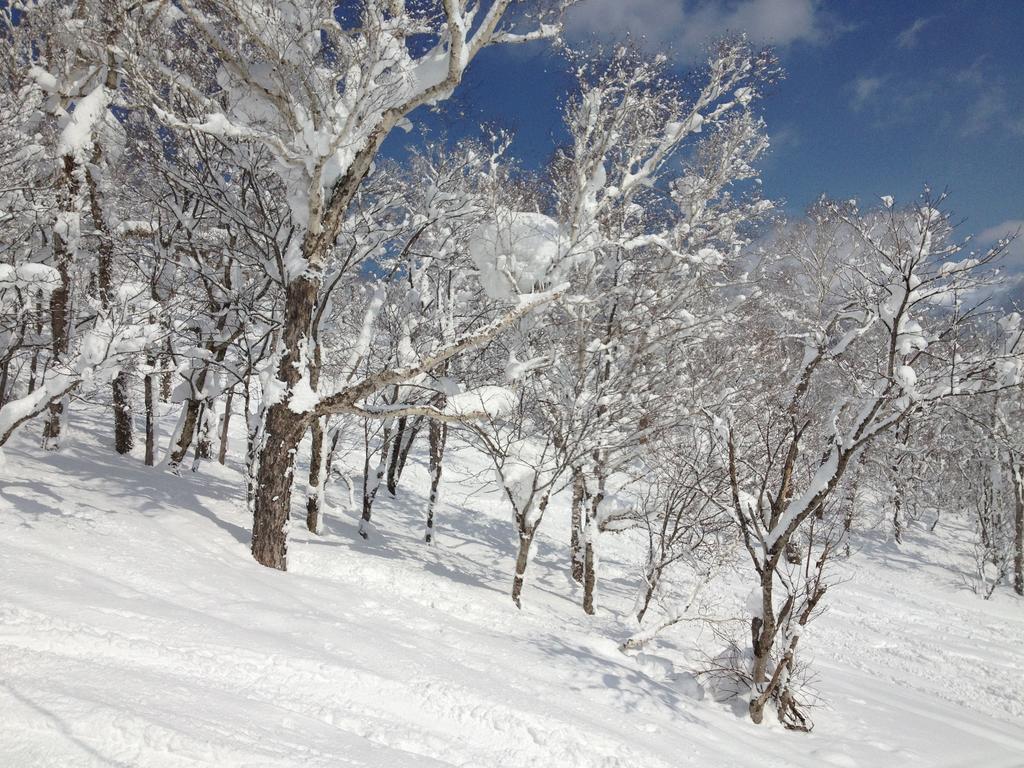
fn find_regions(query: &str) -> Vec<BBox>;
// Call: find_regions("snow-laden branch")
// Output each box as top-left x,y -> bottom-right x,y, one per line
312,287 -> 564,417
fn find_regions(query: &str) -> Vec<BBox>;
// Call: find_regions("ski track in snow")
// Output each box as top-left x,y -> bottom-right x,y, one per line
2,410 -> 1023,767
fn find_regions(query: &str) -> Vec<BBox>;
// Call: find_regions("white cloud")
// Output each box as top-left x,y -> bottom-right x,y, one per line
565,0 -> 835,58
979,220 -> 1024,247
896,16 -> 937,49
978,219 -> 1024,270
850,75 -> 886,111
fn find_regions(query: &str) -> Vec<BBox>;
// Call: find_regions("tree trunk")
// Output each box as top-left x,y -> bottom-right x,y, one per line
636,565 -> 661,624
168,396 -> 203,468
218,386 -> 234,465
305,344 -> 324,533
86,133 -> 134,457
43,154 -> 79,450
511,531 -> 535,609
306,416 -> 325,533
113,371 -> 133,455
144,362 -> 157,466
160,337 -> 172,401
250,404 -> 306,570
1013,461 -> 1024,596
424,418 -> 447,543
359,424 -> 393,539
511,494 -> 549,608
250,272 -> 321,570
749,569 -> 777,724
386,416 -> 407,495
570,467 -> 586,583
582,474 -> 605,615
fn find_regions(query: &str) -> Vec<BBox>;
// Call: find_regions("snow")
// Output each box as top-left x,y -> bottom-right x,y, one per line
442,386 -> 516,420
58,84 -> 109,157
0,263 -> 62,293
1,409 -> 1023,767
468,209 -> 569,301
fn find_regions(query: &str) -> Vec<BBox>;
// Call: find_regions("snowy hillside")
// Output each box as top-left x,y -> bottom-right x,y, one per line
2,412 -> 1022,768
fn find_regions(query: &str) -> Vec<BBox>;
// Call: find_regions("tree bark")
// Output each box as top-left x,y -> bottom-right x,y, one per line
42,154 -> 79,450
250,404 -> 306,570
511,530 -> 535,609
306,416 -> 325,533
570,467 -> 586,583
218,386 -> 234,465
359,424 -> 393,539
305,344 -> 324,533
250,272 -> 320,569
386,416 -> 407,495
113,371 -> 133,454
144,362 -> 157,466
582,469 -> 605,615
424,418 -> 447,543
511,494 -> 549,608
1013,461 -> 1024,596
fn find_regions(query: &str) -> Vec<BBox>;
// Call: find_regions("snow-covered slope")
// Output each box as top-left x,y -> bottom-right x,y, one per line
2,412 -> 1023,767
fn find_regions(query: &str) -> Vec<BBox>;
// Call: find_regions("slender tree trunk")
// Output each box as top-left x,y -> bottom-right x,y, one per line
359,424 -> 393,539
749,568 -> 777,724
386,416 -> 407,495
392,416 -> 422,490
168,395 -> 204,467
0,357 -> 10,409
511,494 -> 549,608
43,154 -> 79,450
570,467 -> 586,583
191,400 -> 213,471
306,416 -> 325,533
218,386 -> 234,465
1013,460 -> 1024,596
582,468 -> 606,615
112,371 -> 133,454
144,361 -> 157,466
636,565 -> 660,624
424,418 -> 447,543
160,337 -> 172,401
305,344 -> 324,533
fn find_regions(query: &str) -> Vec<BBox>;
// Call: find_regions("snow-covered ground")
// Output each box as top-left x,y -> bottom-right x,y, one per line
2,410 -> 1023,767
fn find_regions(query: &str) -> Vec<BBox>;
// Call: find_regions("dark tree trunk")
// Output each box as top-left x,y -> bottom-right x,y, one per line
113,371 -> 133,454
1013,461 -> 1024,596
250,272 -> 321,570
359,424 -> 393,539
218,386 -> 234,465
144,364 -> 157,466
250,404 -> 306,570
393,416 -> 422,489
168,396 -> 203,468
424,418 -> 447,543
386,416 -> 407,495
305,345 -> 324,533
192,400 -> 213,471
306,416 -> 325,533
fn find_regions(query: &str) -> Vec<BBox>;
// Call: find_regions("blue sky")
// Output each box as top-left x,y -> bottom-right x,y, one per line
390,0 -> 1024,262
